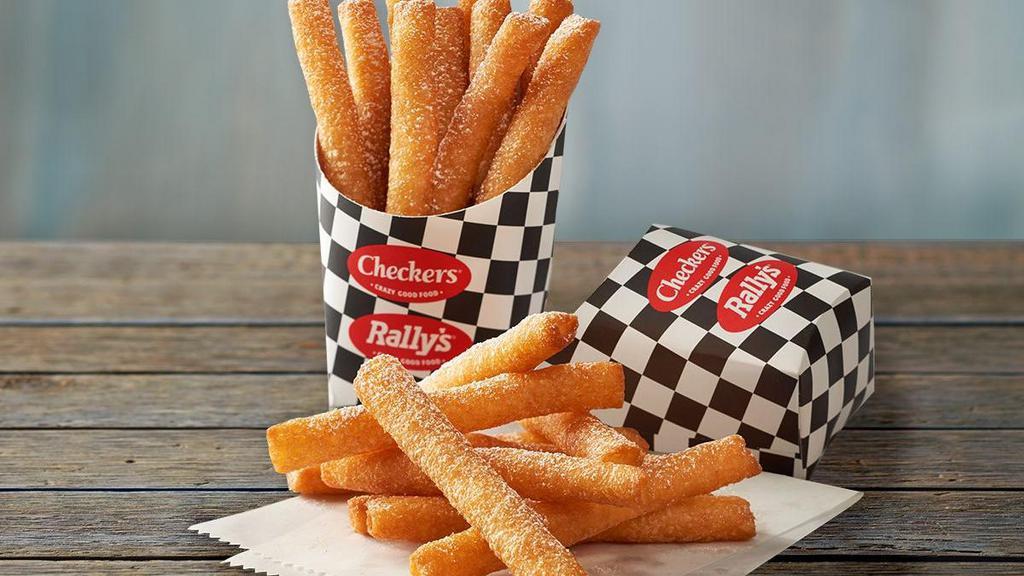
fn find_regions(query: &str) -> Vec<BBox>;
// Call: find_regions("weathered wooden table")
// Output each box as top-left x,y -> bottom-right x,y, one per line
1,242 -> 1022,575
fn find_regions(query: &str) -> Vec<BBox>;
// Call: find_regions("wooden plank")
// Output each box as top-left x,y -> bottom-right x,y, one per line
2,242 -> 1023,323
0,374 -> 326,428
0,325 -> 1021,374
0,561 -> 235,575
2,429 -> 1021,490
0,561 -> 1021,576
850,374 -> 1024,429
1,491 -> 1020,558
0,242 -> 323,323
4,373 -> 1021,429
0,326 -> 326,373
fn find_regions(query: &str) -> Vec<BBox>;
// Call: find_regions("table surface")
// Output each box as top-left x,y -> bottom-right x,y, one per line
1,241 -> 1022,575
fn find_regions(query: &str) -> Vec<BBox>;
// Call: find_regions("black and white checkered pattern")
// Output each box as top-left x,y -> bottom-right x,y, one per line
317,126 -> 567,407
551,226 -> 874,478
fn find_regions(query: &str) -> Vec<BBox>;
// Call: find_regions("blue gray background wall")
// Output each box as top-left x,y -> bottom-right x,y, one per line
1,0 -> 1022,241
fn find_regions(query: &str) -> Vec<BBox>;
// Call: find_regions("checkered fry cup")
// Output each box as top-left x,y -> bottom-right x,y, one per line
551,225 -> 874,478
316,126 -> 567,407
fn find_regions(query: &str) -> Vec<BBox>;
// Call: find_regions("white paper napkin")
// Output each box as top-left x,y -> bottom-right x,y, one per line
192,473 -> 859,576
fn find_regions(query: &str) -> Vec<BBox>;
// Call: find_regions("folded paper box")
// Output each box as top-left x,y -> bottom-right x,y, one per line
551,225 -> 874,478
317,125 -> 566,407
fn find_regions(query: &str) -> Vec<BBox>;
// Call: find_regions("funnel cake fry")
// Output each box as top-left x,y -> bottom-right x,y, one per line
592,495 -> 755,543
468,0 -> 510,77
521,412 -> 645,465
387,0 -> 438,215
339,0 -> 390,201
267,361 -> 623,472
434,7 -> 471,142
285,465 -> 350,495
322,446 -> 643,506
289,0 -> 377,208
421,311 -> 577,392
354,355 -> 585,576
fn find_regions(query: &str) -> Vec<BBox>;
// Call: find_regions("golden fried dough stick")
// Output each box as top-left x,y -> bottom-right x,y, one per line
465,431 -> 558,452
354,355 -> 586,576
339,0 -> 390,202
364,496 -> 470,542
521,0 -> 574,88
348,494 -> 372,534
322,446 -> 644,506
410,435 -> 760,576
457,0 -> 480,44
615,426 -> 651,453
433,7 -> 471,141
421,311 -> 577,392
320,429 -> 530,497
468,0 -> 510,77
478,15 -> 599,202
289,0 -> 377,208
285,465 -> 350,495
351,495 -> 753,544
387,0 -> 439,215
521,412 -> 645,465
432,13 -> 550,212
592,495 -> 755,543
267,361 -> 623,472
492,425 -> 646,454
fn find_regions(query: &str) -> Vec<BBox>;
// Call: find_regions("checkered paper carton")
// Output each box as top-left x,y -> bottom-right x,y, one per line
316,126 -> 566,407
551,225 -> 874,478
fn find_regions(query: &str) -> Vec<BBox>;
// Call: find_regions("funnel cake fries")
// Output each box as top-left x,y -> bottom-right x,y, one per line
267,361 -> 623,472
289,0 -> 377,209
387,0 -> 439,215
521,412 -> 646,465
409,435 -> 761,576
321,446 -> 644,506
420,310 -> 578,392
353,355 -> 586,576
432,12 -> 550,213
339,0 -> 391,200
479,14 -> 600,202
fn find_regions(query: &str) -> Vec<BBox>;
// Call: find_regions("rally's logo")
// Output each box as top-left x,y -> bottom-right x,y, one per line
349,314 -> 472,372
348,245 -> 470,303
647,240 -> 728,312
717,259 -> 797,332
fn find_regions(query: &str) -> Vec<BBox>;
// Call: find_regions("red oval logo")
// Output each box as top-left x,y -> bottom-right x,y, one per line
349,313 -> 473,372
717,259 -> 798,332
647,240 -> 729,312
348,245 -> 471,303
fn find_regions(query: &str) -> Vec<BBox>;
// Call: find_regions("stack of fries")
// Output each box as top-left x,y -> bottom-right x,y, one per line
267,312 -> 764,575
290,0 -> 599,215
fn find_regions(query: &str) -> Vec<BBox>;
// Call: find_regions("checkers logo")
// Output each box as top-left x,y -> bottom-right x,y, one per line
717,259 -> 797,332
647,240 -> 728,312
348,245 -> 471,303
349,314 -> 472,371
